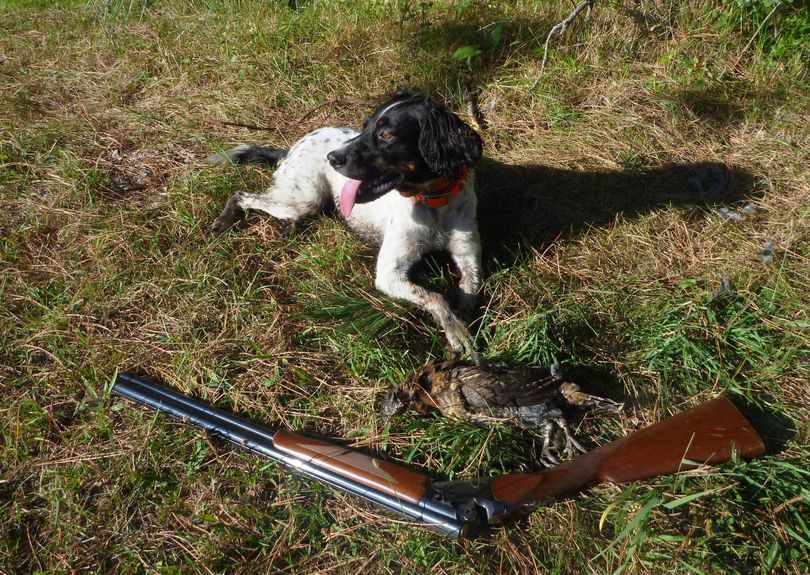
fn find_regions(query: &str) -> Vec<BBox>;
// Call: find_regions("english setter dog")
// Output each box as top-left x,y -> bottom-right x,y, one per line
209,90 -> 484,363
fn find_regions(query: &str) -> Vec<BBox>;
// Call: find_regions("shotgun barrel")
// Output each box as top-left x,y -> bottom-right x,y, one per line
112,373 -> 470,537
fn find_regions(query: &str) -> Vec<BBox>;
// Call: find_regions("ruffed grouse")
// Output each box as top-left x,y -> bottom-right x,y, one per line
382,357 -> 619,463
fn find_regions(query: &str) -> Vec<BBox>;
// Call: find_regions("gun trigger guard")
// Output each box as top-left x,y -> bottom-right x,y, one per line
472,497 -> 509,524
429,478 -> 511,526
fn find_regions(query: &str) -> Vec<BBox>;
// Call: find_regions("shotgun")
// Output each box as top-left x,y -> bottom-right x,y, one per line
112,372 -> 766,538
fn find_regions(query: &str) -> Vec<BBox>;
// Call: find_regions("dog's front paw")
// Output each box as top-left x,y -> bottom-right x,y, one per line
209,215 -> 237,235
210,193 -> 245,235
443,314 -> 482,366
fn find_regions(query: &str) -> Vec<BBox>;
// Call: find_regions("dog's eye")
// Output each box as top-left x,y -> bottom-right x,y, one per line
378,130 -> 395,141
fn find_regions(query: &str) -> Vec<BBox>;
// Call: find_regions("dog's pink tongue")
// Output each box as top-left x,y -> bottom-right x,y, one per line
340,178 -> 362,218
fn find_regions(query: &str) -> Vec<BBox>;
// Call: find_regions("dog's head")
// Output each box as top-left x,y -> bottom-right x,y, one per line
327,90 -> 483,215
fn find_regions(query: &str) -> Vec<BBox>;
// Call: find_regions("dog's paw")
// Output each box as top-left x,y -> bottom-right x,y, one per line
443,315 -> 481,366
210,216 -> 235,235
280,220 -> 300,239
209,213 -> 239,235
209,194 -> 245,235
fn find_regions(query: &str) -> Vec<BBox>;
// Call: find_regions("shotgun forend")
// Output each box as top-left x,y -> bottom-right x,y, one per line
112,373 -> 766,537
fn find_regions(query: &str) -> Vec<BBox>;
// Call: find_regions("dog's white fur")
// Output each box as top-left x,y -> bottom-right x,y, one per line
213,127 -> 482,359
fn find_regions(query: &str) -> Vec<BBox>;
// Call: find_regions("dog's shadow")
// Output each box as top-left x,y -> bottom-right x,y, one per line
474,157 -> 756,264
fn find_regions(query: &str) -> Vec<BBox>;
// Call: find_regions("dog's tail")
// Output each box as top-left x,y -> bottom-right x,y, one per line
205,144 -> 288,166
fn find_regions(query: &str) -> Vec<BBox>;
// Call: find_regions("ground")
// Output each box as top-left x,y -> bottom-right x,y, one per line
1,1 -> 808,574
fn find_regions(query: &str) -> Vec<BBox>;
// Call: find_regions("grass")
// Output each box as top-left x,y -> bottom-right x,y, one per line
1,0 -> 808,573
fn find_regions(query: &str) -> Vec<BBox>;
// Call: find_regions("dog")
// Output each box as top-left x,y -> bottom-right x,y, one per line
208,90 -> 484,362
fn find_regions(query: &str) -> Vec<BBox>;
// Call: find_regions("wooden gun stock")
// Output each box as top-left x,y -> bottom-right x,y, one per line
488,396 -> 766,510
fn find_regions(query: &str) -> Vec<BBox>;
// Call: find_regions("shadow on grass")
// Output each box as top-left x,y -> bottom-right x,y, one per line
475,158 -> 757,265
727,394 -> 798,455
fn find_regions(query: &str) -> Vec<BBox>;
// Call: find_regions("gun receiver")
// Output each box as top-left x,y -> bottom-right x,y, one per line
112,373 -> 766,537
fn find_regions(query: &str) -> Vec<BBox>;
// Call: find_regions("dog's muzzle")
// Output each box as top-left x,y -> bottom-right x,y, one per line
327,149 -> 355,170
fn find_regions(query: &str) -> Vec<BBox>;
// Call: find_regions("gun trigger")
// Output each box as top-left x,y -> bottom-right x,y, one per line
473,498 -> 509,524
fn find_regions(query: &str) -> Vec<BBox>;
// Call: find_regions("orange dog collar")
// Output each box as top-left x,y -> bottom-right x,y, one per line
407,167 -> 470,208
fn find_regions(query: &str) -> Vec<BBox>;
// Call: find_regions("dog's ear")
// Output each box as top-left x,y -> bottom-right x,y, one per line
417,101 -> 483,179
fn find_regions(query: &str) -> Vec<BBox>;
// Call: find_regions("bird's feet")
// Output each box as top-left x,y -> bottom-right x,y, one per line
537,417 -> 588,466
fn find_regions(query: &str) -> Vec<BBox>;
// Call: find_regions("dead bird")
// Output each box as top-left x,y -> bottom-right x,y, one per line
382,357 -> 620,464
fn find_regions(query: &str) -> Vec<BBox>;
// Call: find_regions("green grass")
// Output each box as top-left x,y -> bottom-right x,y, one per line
1,1 -> 809,574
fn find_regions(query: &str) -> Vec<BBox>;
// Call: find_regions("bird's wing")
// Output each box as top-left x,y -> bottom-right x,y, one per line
455,365 -> 562,408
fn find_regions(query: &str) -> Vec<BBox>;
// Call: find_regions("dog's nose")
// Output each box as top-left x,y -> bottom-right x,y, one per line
327,150 -> 346,169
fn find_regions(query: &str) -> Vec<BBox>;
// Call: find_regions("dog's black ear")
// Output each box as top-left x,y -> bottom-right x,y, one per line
417,101 -> 483,179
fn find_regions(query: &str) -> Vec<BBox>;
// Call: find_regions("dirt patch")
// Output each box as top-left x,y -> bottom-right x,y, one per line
98,144 -> 196,201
